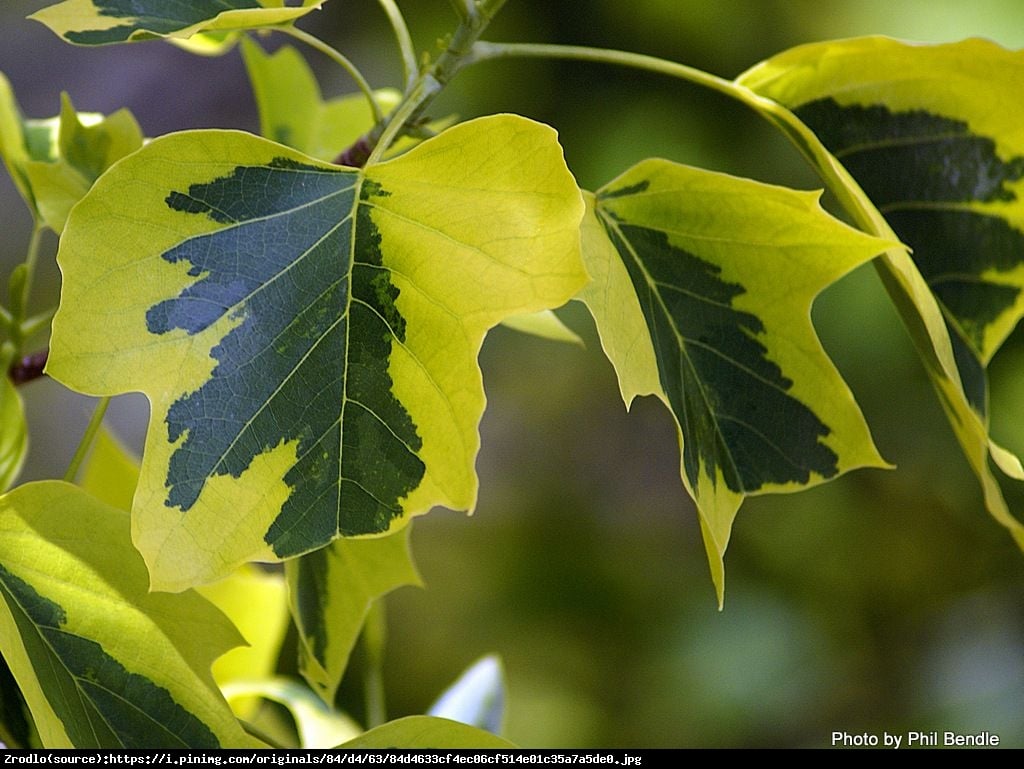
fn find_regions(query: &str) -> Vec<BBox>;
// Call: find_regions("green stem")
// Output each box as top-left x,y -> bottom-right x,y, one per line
63,396 -> 110,483
365,74 -> 440,165
7,223 -> 45,350
364,0 -> 507,164
467,41 -> 895,239
376,0 -> 419,91
361,600 -> 388,730
466,44 -> 967,411
20,223 -> 43,320
281,26 -> 385,123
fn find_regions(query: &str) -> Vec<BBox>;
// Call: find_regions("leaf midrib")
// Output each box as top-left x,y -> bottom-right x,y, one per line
0,572 -> 190,748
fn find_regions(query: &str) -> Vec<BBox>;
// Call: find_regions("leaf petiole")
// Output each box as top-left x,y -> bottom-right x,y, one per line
280,25 -> 386,124
376,0 -> 419,92
62,396 -> 110,483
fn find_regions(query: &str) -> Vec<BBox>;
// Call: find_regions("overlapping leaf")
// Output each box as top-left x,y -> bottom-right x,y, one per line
579,160 -> 892,604
0,75 -> 142,230
30,0 -> 325,46
341,716 -> 515,749
240,37 -> 402,164
0,481 -> 257,748
222,677 -> 360,748
48,116 -> 586,590
199,566 -> 290,717
738,37 -> 1024,548
287,529 -> 420,704
0,380 -> 26,493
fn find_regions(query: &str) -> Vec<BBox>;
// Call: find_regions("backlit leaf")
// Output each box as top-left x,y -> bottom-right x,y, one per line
0,481 -> 257,748
738,36 -> 1024,549
499,309 -> 583,346
579,160 -> 892,604
340,715 -> 515,749
240,37 -> 455,164
77,426 -> 139,510
0,380 -> 27,493
287,529 -> 420,704
0,75 -> 141,230
30,0 -> 325,46
0,72 -> 34,211
222,677 -> 360,748
48,116 -> 586,590
197,567 -> 289,700
240,37 -> 401,164
24,93 -> 143,232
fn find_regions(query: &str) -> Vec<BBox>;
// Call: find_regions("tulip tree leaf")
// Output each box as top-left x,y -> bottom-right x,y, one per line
0,74 -> 141,229
240,37 -> 402,164
579,160 -> 892,604
24,93 -> 143,232
30,0 -> 325,46
0,380 -> 27,493
198,566 -> 289,713
47,116 -> 586,590
0,481 -> 257,748
77,427 -> 139,511
221,677 -> 360,748
340,716 -> 515,749
286,529 -> 420,705
0,72 -> 35,211
738,36 -> 1024,550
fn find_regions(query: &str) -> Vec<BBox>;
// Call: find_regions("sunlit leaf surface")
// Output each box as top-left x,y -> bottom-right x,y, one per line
48,116 -> 586,589
0,482 -> 256,748
580,160 -> 891,603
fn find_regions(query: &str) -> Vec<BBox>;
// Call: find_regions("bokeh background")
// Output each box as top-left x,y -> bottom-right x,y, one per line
2,0 -> 1023,748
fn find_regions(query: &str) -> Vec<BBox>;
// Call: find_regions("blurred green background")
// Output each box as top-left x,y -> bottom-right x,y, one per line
2,0 -> 1023,748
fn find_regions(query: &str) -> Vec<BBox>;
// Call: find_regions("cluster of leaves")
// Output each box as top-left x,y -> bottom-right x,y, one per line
0,0 -> 1022,749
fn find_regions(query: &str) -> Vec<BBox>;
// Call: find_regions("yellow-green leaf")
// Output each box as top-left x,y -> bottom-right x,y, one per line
241,37 -> 401,163
197,567 -> 289,693
222,677 -> 361,748
48,116 -> 586,590
30,0 -> 325,46
499,309 -> 583,346
340,715 -> 515,749
579,160 -> 892,605
738,36 -> 1024,550
240,37 -> 454,164
0,72 -> 33,211
287,529 -> 420,705
25,93 -> 143,232
0,380 -> 27,493
0,481 -> 257,748
0,77 -> 141,230
77,426 -> 139,510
